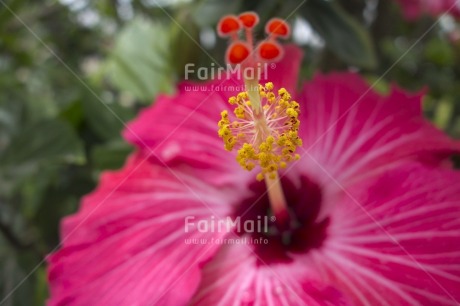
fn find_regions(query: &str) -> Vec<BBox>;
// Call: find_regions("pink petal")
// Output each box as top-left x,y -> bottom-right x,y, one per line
191,237 -> 350,306
294,72 -> 460,192
47,152 -> 235,306
259,44 -> 303,95
320,163 -> 460,305
122,81 -> 241,187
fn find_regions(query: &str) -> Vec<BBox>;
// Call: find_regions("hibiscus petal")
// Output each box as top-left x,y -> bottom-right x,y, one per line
191,237 -> 351,306
47,152 -> 235,306
320,163 -> 460,305
259,44 -> 303,95
122,81 -> 240,187
295,72 -> 460,191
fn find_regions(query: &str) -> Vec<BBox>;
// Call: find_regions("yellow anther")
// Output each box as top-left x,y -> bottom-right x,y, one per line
217,83 -> 302,180
259,143 -> 268,152
286,108 -> 298,118
278,88 -> 287,95
246,162 -> 255,171
266,136 -> 275,144
267,92 -> 276,103
278,88 -> 291,100
234,106 -> 245,119
237,92 -> 248,100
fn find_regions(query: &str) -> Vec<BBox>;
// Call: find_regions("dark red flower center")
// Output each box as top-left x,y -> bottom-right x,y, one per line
233,175 -> 329,264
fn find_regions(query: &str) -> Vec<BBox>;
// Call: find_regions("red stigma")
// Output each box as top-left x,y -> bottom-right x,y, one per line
265,18 -> 290,39
258,41 -> 283,62
217,12 -> 291,65
239,12 -> 259,28
226,42 -> 250,64
217,15 -> 242,37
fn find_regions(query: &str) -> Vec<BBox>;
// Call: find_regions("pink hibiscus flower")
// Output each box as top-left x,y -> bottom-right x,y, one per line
395,0 -> 460,20
47,13 -> 460,306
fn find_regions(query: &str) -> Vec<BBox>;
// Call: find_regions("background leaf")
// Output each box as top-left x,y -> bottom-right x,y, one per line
81,97 -> 134,141
107,18 -> 175,103
0,119 -> 85,168
91,141 -> 133,170
298,0 -> 377,69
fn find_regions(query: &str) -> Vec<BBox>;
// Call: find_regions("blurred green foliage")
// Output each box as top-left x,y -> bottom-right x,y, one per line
0,0 -> 459,304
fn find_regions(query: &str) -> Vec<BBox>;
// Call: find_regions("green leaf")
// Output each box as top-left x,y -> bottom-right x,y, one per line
169,13 -> 202,78
0,248 -> 35,306
107,18 -> 175,103
0,99 -> 25,153
34,266 -> 48,306
91,141 -> 132,170
0,233 -> 46,305
299,0 -> 377,69
59,99 -> 84,129
81,97 -> 134,141
424,37 -> 455,67
434,99 -> 454,130
0,119 -> 85,168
